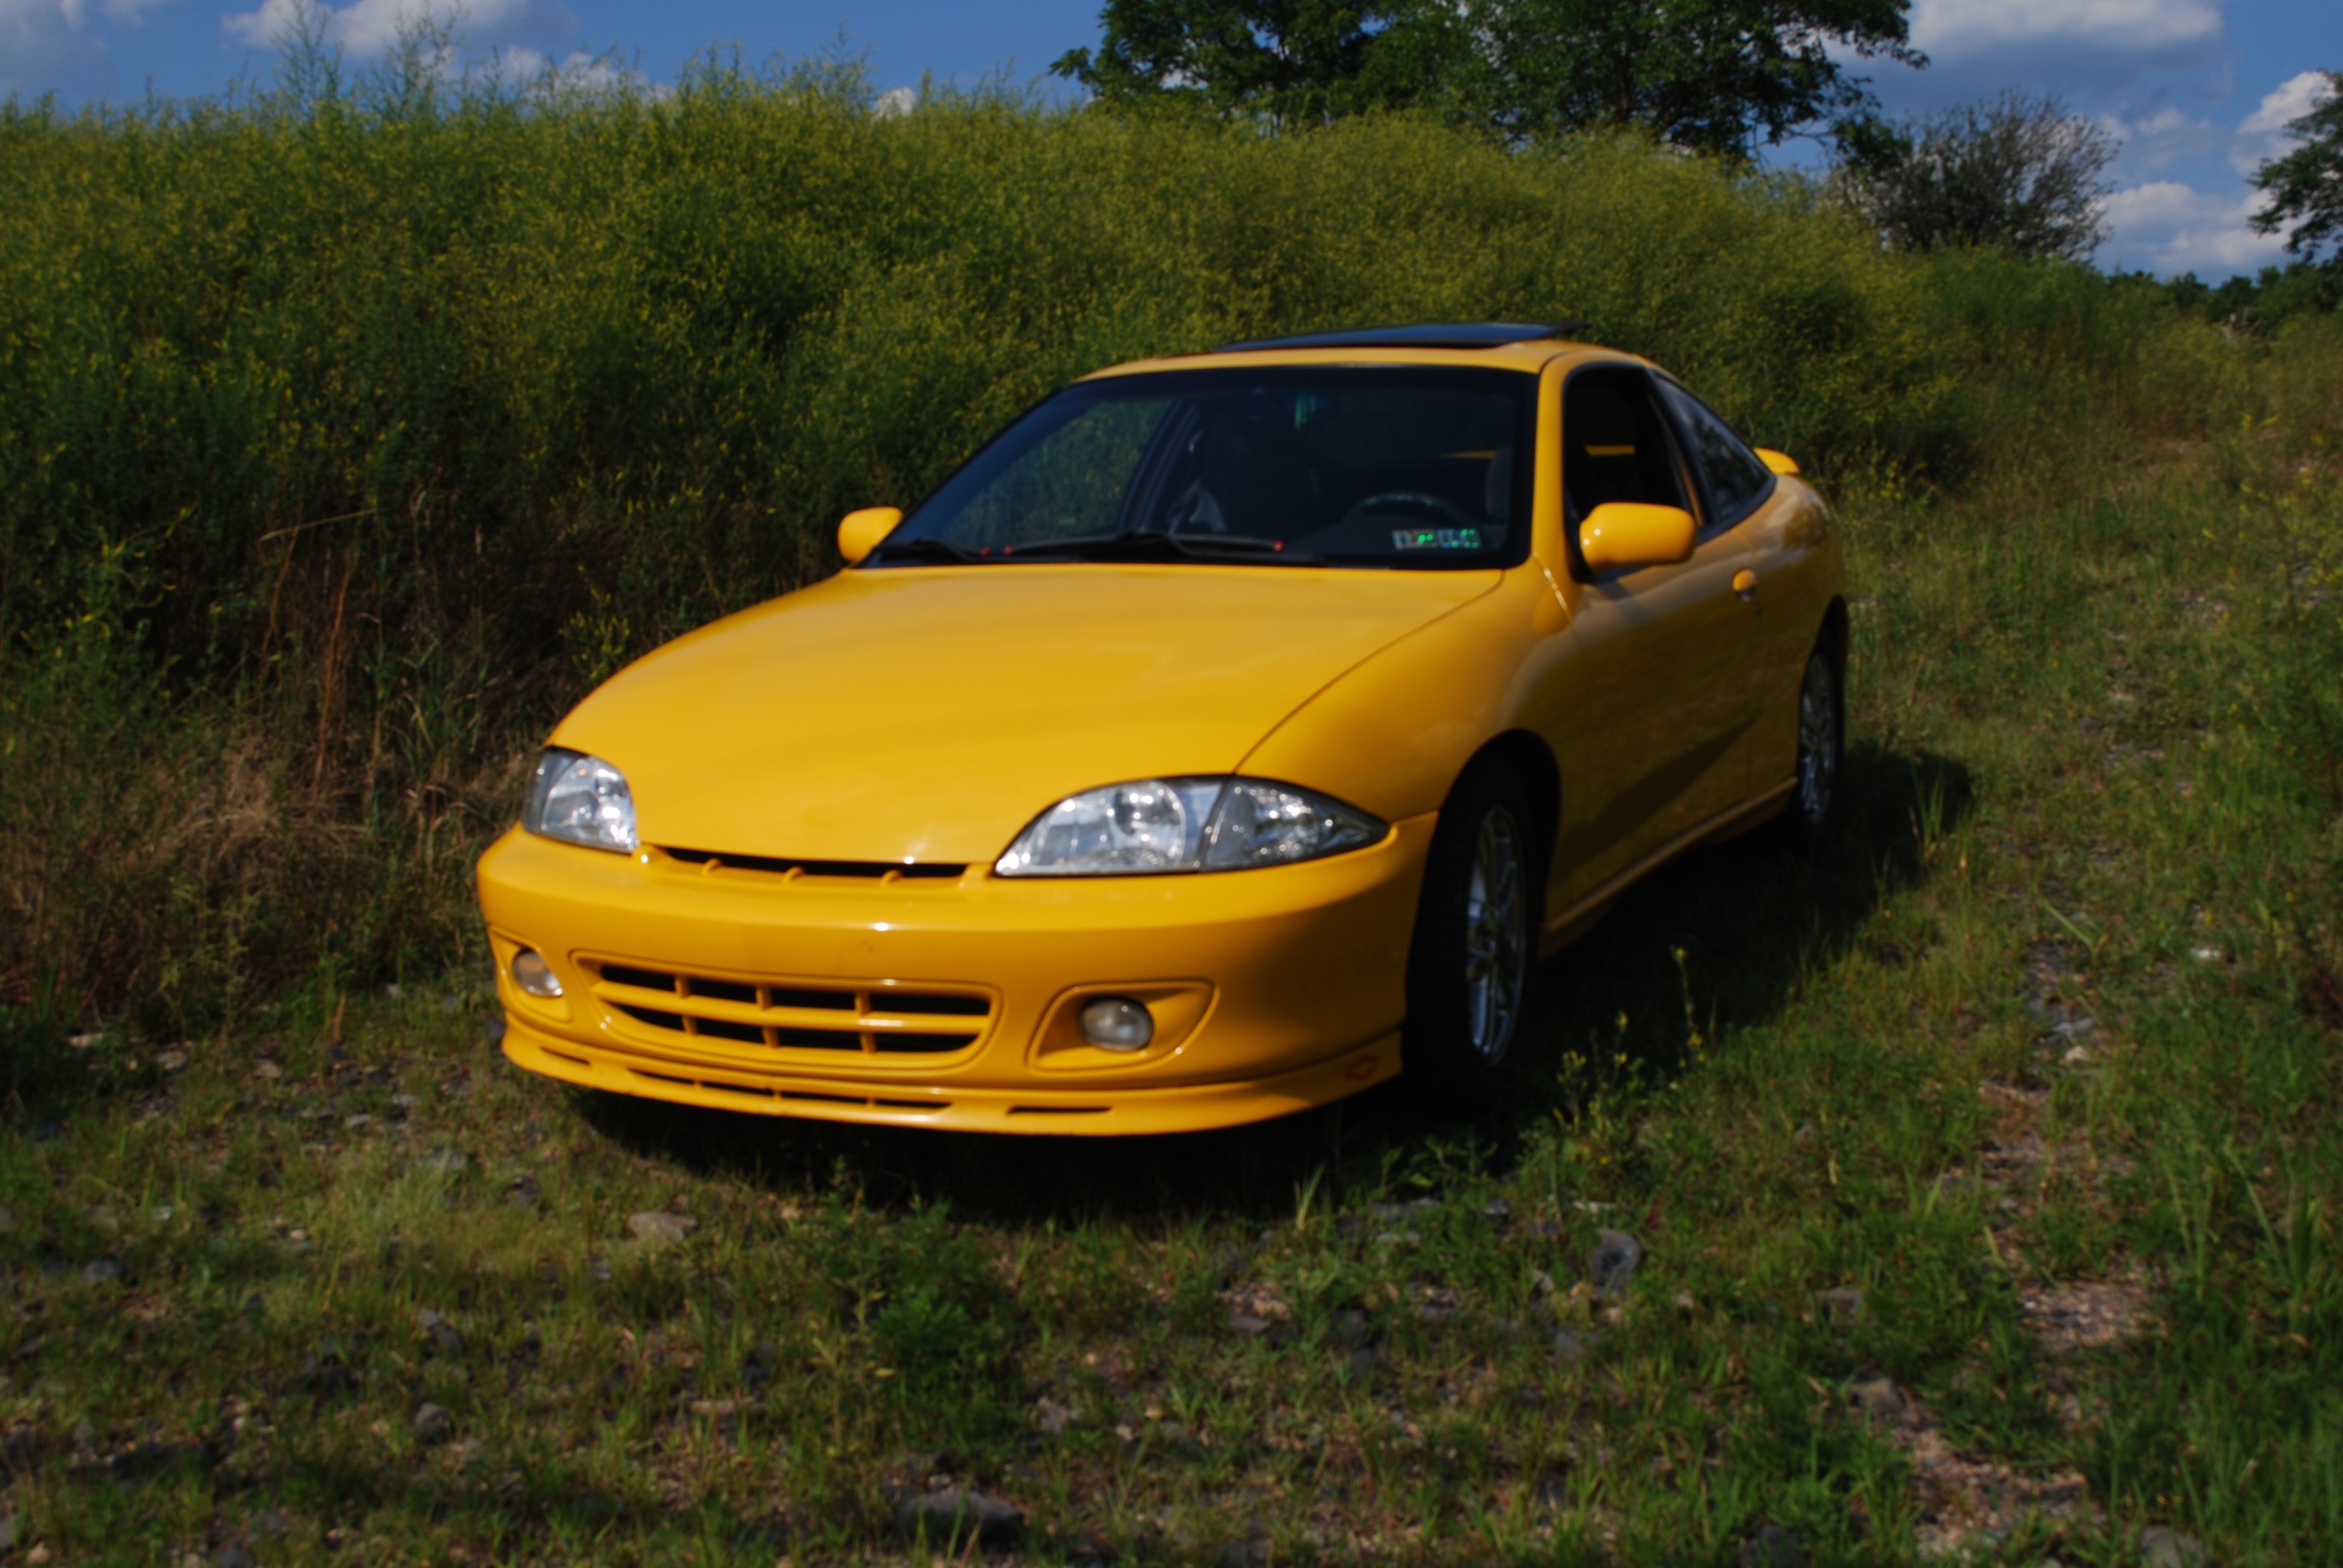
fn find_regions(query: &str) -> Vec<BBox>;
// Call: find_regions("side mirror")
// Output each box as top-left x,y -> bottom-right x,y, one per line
1579,503 -> 1695,575
1755,448 -> 1799,476
836,506 -> 902,567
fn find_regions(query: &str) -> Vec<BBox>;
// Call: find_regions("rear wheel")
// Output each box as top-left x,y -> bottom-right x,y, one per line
1780,644 -> 1844,854
1406,763 -> 1538,1105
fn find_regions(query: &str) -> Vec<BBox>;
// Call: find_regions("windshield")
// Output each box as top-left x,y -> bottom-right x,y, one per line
869,366 -> 1537,570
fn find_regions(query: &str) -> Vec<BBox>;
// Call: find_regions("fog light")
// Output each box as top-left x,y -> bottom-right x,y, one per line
1080,996 -> 1153,1051
511,949 -> 563,999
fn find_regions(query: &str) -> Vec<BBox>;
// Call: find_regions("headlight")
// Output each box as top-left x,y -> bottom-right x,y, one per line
522,748 -> 638,853
994,777 -> 1383,877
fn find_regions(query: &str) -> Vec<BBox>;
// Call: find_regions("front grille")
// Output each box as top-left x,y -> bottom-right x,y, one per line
661,847 -> 967,881
588,961 -> 994,1056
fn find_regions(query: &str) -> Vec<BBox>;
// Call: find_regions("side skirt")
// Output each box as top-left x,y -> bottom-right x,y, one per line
1536,779 -> 1796,959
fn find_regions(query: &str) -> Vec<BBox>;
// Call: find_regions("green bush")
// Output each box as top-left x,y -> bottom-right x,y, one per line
0,62 -> 2259,1031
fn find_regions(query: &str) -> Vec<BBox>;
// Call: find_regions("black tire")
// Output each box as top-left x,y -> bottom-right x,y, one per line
1779,641 -> 1844,855
1405,762 -> 1539,1106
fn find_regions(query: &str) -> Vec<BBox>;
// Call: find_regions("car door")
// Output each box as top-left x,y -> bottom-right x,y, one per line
1539,365 -> 1767,912
1649,376 -> 1810,799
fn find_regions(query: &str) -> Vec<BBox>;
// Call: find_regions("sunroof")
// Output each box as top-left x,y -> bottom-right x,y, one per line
1215,321 -> 1591,352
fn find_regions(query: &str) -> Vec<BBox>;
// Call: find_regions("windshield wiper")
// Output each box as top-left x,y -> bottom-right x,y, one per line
1010,530 -> 1325,565
864,536 -> 991,566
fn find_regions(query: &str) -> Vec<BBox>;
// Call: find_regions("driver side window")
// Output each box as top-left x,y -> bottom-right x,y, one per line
1561,368 -> 1691,526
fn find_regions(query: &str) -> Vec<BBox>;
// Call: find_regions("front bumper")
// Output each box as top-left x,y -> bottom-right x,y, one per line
474,815 -> 1435,1135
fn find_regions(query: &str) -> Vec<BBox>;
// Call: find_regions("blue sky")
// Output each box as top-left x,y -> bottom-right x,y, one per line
5,0 -> 2336,280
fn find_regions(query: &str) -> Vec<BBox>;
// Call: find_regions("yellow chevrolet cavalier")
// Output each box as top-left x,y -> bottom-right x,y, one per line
477,324 -> 1846,1134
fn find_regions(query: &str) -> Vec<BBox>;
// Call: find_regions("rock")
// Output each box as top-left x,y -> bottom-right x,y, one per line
1331,1307 -> 1371,1348
254,1062 -> 283,1081
215,1546 -> 258,1568
2139,1527 -> 2210,1568
1589,1229 -> 1642,1295
157,1050 -> 188,1073
0,1205 -> 14,1233
79,1259 -> 123,1286
419,1147 -> 469,1176
30,1122 -> 62,1145
249,1508 -> 289,1539
627,1211 -> 697,1247
0,1511 -> 14,1550
1848,1375 -> 1905,1420
1483,1197 -> 1512,1220
1227,1312 -> 1272,1336
1035,1397 -> 1078,1436
342,1114 -> 372,1131
1552,1329 -> 1585,1364
417,1309 -> 465,1356
1738,1523 -> 1806,1567
412,1402 -> 454,1445
478,1016 -> 507,1045
894,1488 -> 1023,1547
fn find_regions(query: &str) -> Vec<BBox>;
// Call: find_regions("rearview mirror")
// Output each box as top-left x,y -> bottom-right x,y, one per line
1755,448 -> 1799,475
1579,503 -> 1695,575
836,506 -> 903,567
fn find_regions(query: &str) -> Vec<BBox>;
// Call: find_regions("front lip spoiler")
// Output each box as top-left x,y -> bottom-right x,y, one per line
502,1014 -> 1400,1137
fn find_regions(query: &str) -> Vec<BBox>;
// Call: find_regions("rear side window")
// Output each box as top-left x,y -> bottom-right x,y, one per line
1561,367 -> 1691,522
1655,380 -> 1775,531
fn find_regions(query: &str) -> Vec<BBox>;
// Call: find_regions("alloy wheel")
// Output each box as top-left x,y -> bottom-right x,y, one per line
1463,806 -> 1529,1063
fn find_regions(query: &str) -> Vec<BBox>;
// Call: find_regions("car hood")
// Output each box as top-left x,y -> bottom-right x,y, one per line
553,564 -> 1495,865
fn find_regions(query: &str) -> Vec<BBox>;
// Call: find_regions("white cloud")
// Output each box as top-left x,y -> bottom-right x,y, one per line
2232,69 -> 2335,171
2102,179 -> 2291,275
223,0 -> 568,57
1910,0 -> 2221,60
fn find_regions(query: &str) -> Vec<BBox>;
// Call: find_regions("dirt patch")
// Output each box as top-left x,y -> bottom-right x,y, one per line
2020,1279 -> 2153,1355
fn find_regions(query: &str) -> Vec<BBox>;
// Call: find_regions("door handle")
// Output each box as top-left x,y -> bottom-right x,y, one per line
1732,568 -> 1760,604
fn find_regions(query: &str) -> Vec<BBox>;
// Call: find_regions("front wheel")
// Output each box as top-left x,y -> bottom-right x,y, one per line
1780,644 -> 1844,854
1406,763 -> 1538,1106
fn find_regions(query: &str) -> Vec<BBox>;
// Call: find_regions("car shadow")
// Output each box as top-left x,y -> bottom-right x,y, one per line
575,742 -> 1974,1227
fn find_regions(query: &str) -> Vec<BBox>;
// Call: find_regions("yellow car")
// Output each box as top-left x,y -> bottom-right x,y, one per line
477,323 -> 1845,1135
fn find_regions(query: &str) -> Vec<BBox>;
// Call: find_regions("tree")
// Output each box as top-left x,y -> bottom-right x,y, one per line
1050,0 -> 1476,127
1473,0 -> 1921,157
2251,70 -> 2343,265
1052,0 -> 1922,155
1835,93 -> 2117,263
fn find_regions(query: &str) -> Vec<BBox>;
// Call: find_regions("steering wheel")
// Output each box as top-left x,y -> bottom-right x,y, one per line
1339,491 -> 1481,531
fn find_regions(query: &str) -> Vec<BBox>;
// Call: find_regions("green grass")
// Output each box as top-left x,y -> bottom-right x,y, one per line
4,341 -> 2339,1564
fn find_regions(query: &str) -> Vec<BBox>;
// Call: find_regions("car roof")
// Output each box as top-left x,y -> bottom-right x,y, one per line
1080,322 -> 1625,381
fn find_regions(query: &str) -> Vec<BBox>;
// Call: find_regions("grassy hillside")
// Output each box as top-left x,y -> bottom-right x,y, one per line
0,65 -> 2241,1033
